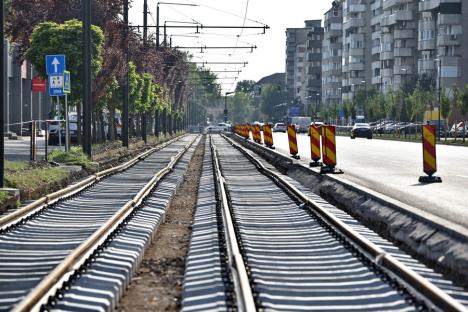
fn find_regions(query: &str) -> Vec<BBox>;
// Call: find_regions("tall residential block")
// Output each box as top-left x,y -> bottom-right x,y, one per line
418,0 -> 468,93
285,20 -> 323,111
341,0 -> 373,101
381,0 -> 419,93
322,0 -> 468,107
322,2 -> 343,106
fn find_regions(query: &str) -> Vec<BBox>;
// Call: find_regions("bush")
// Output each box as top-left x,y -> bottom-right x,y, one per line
48,147 -> 92,169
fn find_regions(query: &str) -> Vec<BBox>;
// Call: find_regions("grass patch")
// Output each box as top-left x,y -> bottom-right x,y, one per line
4,162 -> 69,192
48,147 -> 93,169
0,191 -> 10,203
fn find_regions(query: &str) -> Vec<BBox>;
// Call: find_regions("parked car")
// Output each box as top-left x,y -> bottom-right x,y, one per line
48,112 -> 78,145
351,123 -> 372,139
449,122 -> 467,137
272,123 -> 287,133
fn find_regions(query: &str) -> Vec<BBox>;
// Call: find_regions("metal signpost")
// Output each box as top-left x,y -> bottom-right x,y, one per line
63,71 -> 71,151
46,54 -> 69,151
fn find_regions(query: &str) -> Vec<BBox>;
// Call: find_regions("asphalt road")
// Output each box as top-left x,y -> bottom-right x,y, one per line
270,132 -> 468,228
5,137 -> 60,161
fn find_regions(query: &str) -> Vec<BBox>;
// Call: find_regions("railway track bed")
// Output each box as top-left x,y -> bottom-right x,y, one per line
0,135 -> 200,311
183,134 -> 468,311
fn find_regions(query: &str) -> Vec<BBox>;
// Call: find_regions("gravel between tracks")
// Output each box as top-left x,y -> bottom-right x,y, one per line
117,136 -> 205,312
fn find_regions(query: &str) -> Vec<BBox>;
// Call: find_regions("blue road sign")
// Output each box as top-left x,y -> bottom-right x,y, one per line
63,71 -> 71,94
49,75 -> 65,96
46,55 -> 66,75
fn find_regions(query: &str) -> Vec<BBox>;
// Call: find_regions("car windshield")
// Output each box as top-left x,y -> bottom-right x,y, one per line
275,123 -> 285,126
354,123 -> 370,127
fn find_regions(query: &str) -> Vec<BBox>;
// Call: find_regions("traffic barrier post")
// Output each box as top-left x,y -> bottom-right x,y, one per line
321,125 -> 343,174
309,125 -> 322,167
254,125 -> 262,144
263,123 -> 275,149
419,124 -> 442,183
287,124 -> 300,159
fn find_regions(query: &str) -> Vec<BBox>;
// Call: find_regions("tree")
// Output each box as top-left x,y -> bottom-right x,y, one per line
235,80 -> 256,94
26,19 -> 104,105
260,84 -> 287,121
228,92 -> 252,123
460,85 -> 468,142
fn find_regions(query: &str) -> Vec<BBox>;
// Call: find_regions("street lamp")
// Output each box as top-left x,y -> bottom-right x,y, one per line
315,92 -> 320,121
434,57 -> 442,141
224,91 -> 235,123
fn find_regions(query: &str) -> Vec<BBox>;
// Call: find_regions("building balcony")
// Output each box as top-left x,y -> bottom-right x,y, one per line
438,14 -> 461,25
372,46 -> 381,55
343,18 -> 365,30
371,0 -> 382,11
380,51 -> 394,60
371,15 -> 382,26
418,39 -> 436,50
394,29 -> 414,39
381,68 -> 394,77
418,59 -> 436,72
372,61 -> 381,70
381,10 -> 413,26
419,0 -> 440,12
394,65 -> 414,75
349,62 -> 365,71
348,4 -> 366,12
349,48 -> 365,56
383,0 -> 413,10
372,31 -> 381,40
372,76 -> 383,85
393,47 -> 414,57
437,34 -> 461,46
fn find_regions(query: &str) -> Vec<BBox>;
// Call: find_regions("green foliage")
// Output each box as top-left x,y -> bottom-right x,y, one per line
260,84 -> 287,121
235,80 -> 256,94
26,20 -> 104,106
460,85 -> 468,117
440,88 -> 451,120
48,147 -> 92,169
4,161 -> 69,191
228,92 -> 252,123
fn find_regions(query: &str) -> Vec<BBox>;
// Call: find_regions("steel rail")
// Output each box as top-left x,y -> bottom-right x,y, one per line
210,135 -> 256,312
222,134 -> 467,312
0,135 -> 184,230
12,135 -> 198,312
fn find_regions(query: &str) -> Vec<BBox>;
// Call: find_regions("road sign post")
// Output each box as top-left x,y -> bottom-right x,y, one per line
46,55 -> 66,76
64,71 -> 71,151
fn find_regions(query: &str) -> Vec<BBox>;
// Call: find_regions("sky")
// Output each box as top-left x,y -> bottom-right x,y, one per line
129,0 -> 333,92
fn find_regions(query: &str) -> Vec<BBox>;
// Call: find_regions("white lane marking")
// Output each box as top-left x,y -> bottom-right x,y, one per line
455,175 -> 468,180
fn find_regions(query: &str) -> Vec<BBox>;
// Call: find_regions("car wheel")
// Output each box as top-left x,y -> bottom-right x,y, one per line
367,136 -> 372,139
351,136 -> 355,139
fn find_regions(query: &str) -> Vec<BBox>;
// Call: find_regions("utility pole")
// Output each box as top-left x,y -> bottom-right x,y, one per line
0,0 -> 4,187
141,0 -> 148,144
122,0 -> 129,147
82,0 -> 92,157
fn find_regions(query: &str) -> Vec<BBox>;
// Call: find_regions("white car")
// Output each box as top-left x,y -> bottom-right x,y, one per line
273,123 -> 287,132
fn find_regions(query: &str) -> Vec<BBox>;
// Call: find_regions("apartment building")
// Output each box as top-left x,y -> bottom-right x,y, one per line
381,0 -> 419,93
285,20 -> 323,111
322,2 -> 343,106
418,0 -> 468,94
323,0 -> 467,106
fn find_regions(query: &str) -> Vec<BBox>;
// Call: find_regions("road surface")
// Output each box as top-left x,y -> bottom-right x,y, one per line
5,137 -> 59,161
270,132 -> 468,228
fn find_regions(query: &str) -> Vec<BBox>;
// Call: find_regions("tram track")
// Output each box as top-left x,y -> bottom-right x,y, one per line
0,134 -> 199,312
183,134 -> 468,311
